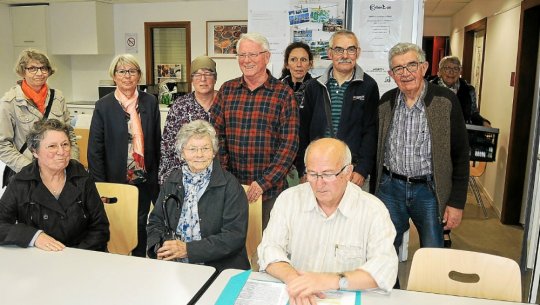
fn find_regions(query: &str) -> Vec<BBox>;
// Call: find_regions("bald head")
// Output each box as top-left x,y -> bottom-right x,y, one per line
304,138 -> 352,168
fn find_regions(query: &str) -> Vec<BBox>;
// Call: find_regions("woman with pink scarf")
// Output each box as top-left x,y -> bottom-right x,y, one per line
88,54 -> 161,257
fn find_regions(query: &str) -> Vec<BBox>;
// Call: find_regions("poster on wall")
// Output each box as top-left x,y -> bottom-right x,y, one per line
356,1 -> 402,59
249,0 -> 423,89
288,1 -> 347,72
206,20 -> 248,58
156,64 -> 182,84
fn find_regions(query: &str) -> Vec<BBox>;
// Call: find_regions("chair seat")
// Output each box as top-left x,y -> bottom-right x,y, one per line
407,248 -> 522,302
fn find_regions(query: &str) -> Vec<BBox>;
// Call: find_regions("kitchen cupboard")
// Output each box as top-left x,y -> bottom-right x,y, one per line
49,1 -> 113,55
11,5 -> 48,49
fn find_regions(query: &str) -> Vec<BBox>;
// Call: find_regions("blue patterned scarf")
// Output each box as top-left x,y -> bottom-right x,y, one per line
176,162 -> 212,262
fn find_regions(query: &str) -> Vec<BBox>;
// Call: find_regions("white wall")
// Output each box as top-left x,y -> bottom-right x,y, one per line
423,17 -> 451,36
69,0 -> 247,102
449,0 -> 521,215
0,4 -> 16,95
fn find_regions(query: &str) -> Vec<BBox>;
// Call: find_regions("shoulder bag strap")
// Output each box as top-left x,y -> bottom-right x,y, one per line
18,89 -> 56,154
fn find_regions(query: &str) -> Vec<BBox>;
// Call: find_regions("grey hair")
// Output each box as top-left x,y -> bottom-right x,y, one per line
27,119 -> 72,153
388,43 -> 426,69
328,30 -> 359,48
175,120 -> 219,154
236,32 -> 270,52
108,54 -> 142,80
303,138 -> 352,168
438,55 -> 462,69
14,48 -> 55,77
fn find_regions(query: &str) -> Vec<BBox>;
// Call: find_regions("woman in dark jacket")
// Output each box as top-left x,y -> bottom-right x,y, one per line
88,54 -> 161,257
147,120 -> 249,271
0,119 -> 109,251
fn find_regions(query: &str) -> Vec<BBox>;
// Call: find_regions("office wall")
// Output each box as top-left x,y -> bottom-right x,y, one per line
449,0 -> 521,215
69,0 -> 247,102
423,17 -> 451,37
0,4 -> 16,95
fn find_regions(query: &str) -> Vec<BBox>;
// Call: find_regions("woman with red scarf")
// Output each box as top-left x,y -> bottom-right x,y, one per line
88,54 -> 161,257
0,49 -> 79,186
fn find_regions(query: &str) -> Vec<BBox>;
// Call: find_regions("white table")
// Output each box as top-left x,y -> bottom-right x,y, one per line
0,246 -> 217,305
197,269 -> 530,305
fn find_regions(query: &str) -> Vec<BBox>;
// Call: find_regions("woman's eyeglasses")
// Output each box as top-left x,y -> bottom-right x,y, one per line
25,66 -> 49,74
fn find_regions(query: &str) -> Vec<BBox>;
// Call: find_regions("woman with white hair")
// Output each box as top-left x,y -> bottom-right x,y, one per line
147,120 -> 249,271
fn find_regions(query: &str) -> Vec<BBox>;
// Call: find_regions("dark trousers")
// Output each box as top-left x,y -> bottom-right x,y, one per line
262,197 -> 278,231
132,182 -> 159,257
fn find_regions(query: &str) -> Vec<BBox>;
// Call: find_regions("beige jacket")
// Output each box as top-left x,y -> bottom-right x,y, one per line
0,84 -> 79,172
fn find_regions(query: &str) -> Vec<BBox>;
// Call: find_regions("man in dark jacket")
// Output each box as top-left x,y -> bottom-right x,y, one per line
429,55 -> 490,126
296,30 -> 379,190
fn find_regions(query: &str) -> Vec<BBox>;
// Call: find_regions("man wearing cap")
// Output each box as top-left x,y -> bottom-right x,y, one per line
211,33 -> 299,229
159,55 -> 219,184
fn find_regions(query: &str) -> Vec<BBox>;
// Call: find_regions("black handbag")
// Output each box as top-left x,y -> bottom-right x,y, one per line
2,89 -> 55,188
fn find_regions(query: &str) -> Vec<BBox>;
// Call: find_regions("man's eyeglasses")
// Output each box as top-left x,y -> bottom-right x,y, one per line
192,72 -> 216,80
442,66 -> 460,73
115,69 -> 140,76
25,66 -> 49,74
391,61 -> 424,75
237,51 -> 268,60
183,146 -> 213,154
330,46 -> 358,55
44,142 -> 71,153
305,165 -> 349,182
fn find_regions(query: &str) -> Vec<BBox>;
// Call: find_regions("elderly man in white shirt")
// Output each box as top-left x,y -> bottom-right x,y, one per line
258,138 -> 397,305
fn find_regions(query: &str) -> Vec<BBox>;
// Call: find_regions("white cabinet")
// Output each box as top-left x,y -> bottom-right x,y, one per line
11,5 -> 48,48
49,1 -> 113,55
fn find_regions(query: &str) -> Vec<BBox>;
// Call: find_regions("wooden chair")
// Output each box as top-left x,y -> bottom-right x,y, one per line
407,248 -> 522,302
95,182 -> 138,255
470,161 -> 489,218
73,128 -> 89,169
242,185 -> 262,269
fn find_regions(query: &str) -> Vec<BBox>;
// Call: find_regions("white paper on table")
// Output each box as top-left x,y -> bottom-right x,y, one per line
316,290 -> 357,305
234,279 -> 288,305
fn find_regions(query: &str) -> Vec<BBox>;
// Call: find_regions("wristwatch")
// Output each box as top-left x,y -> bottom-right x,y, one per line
338,273 -> 349,290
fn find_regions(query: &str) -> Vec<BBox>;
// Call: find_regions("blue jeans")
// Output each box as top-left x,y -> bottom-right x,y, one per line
376,172 -> 444,252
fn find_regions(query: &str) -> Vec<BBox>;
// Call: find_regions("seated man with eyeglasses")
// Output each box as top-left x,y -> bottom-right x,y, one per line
374,43 -> 469,286
258,138 -> 398,304
297,30 -> 379,194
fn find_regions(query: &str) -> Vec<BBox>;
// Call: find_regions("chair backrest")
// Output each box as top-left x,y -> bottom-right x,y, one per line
242,185 -> 262,269
73,128 -> 89,168
407,248 -> 522,302
95,182 -> 139,255
470,161 -> 487,177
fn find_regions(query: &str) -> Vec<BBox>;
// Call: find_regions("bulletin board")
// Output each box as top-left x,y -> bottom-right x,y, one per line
248,0 -> 423,94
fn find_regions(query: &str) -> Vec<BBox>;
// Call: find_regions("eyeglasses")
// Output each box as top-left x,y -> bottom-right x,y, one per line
115,69 -> 140,76
442,66 -> 460,73
289,57 -> 309,63
183,146 -> 213,154
391,61 -> 424,75
305,165 -> 349,182
25,66 -> 49,74
192,72 -> 216,80
237,51 -> 268,60
330,46 -> 358,55
44,142 -> 71,153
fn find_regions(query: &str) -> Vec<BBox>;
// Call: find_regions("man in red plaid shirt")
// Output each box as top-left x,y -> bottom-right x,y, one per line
211,33 -> 299,229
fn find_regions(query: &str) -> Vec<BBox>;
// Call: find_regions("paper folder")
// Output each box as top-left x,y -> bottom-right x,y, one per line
214,270 -> 251,305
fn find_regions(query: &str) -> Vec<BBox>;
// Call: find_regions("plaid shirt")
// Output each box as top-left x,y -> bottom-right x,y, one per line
211,72 -> 299,201
384,81 -> 432,177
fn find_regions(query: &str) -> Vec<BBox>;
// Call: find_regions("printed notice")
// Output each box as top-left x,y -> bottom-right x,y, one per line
357,1 -> 402,59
